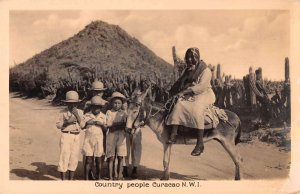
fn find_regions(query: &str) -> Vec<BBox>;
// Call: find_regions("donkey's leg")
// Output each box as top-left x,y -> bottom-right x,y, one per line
217,138 -> 242,180
161,143 -> 172,180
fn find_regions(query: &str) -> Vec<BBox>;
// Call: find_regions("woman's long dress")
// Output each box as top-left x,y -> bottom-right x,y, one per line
166,67 -> 216,129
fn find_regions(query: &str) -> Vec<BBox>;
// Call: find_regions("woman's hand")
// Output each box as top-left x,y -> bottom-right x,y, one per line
176,92 -> 184,98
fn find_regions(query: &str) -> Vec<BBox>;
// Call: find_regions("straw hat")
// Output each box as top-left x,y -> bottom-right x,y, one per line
90,96 -> 107,106
62,91 -> 81,103
109,92 -> 127,102
90,81 -> 106,91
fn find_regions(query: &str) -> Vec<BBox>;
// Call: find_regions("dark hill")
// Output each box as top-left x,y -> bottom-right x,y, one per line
10,20 -> 174,97
12,21 -> 172,80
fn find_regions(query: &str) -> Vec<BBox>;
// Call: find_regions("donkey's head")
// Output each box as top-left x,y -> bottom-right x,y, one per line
126,87 -> 152,131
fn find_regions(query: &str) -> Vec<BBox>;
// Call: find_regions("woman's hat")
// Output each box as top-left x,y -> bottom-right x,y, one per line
90,96 -> 107,106
90,81 -> 106,91
109,92 -> 127,102
62,91 -> 81,103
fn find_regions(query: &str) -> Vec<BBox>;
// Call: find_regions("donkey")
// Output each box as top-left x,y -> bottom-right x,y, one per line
126,88 -> 243,180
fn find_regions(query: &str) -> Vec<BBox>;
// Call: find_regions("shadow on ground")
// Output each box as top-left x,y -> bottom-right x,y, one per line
10,162 -> 60,180
130,165 -> 205,180
10,92 -> 36,99
10,162 -> 203,181
10,161 -> 86,180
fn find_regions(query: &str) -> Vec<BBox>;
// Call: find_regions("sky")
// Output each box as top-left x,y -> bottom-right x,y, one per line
9,10 -> 290,80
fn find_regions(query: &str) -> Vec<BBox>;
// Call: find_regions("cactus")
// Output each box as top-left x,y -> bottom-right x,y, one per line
172,46 -> 177,63
259,67 -> 262,80
255,67 -> 262,81
211,65 -> 215,81
285,57 -> 289,82
217,64 -> 221,79
225,75 -> 229,83
249,66 -> 253,74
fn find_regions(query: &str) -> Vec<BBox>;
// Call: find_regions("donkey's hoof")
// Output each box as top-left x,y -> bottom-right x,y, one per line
167,139 -> 176,144
131,172 -> 138,179
160,175 -> 170,180
235,175 -> 241,180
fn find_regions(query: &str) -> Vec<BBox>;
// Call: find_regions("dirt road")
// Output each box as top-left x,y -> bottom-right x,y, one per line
9,93 -> 290,180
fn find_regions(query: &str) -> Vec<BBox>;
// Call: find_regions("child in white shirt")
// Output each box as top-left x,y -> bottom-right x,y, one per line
56,91 -> 85,180
83,96 -> 107,180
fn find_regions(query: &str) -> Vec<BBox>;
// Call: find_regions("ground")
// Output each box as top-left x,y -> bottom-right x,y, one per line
9,93 -> 290,180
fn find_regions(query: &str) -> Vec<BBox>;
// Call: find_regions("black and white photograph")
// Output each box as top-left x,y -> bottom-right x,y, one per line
1,0 -> 300,193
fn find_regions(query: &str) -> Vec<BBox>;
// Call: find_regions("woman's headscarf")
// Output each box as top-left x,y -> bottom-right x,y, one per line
169,47 -> 207,96
184,47 -> 200,65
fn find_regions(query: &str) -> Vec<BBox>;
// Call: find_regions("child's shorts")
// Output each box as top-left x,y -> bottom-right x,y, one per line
106,129 -> 127,158
83,129 -> 104,157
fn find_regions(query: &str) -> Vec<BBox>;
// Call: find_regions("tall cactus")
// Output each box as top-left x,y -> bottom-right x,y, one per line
172,46 -> 178,80
256,67 -> 262,81
172,46 -> 177,63
217,64 -> 221,80
172,46 -> 186,77
285,57 -> 289,82
210,64 -> 215,81
283,57 -> 291,122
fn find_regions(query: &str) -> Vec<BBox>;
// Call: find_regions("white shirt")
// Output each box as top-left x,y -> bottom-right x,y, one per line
84,111 -> 106,136
56,109 -> 84,132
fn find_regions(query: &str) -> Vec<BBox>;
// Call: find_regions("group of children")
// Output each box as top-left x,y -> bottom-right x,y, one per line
56,81 -> 132,181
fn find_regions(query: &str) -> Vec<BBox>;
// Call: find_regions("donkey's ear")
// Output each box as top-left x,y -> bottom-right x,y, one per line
150,90 -> 156,103
140,87 -> 150,100
148,85 -> 156,104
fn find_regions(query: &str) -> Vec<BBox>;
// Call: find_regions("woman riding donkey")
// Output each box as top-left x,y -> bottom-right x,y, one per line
166,47 -> 216,156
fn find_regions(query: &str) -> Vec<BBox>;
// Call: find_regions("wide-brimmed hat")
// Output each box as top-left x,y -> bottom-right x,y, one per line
90,96 -> 107,106
89,81 -> 106,91
62,91 -> 82,103
109,92 -> 127,102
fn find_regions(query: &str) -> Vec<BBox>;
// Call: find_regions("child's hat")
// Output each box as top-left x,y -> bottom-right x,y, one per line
109,92 -> 127,102
90,81 -> 106,91
90,96 -> 107,106
62,91 -> 81,103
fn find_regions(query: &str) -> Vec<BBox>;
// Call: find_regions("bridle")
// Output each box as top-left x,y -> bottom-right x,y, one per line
127,87 -> 179,134
127,100 -> 163,134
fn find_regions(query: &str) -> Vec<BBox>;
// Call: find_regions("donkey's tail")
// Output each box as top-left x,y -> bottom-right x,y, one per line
235,120 -> 242,145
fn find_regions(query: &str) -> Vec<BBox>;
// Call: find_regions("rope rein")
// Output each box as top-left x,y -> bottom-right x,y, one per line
142,95 -> 179,127
129,97 -> 177,134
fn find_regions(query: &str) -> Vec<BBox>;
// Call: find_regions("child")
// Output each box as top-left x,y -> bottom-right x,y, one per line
123,126 -> 142,179
106,92 -> 127,180
82,80 -> 108,179
56,91 -> 85,180
121,98 -> 142,179
84,80 -> 108,113
83,96 -> 107,180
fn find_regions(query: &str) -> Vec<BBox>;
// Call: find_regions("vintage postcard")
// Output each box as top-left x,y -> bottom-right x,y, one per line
1,0 -> 300,194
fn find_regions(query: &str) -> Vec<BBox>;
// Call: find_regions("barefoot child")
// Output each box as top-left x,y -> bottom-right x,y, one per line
56,91 -> 85,180
83,96 -> 107,180
106,92 -> 127,180
82,80 -> 108,179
